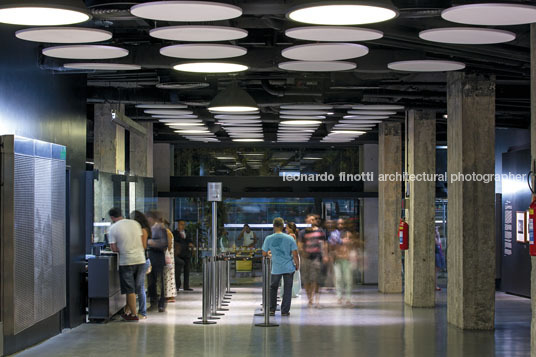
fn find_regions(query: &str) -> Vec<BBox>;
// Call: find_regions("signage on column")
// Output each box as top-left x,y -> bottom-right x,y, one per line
504,200 -> 513,256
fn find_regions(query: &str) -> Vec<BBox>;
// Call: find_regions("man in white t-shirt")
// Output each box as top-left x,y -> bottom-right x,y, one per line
238,224 -> 257,248
108,208 -> 147,322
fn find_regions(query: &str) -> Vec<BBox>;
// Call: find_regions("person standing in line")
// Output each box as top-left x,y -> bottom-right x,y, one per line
262,217 -> 299,316
130,210 -> 152,319
435,227 -> 446,291
173,220 -> 194,291
238,224 -> 257,248
162,219 -> 177,303
298,213 -> 328,308
286,222 -> 302,298
145,211 -> 169,312
108,208 -> 146,322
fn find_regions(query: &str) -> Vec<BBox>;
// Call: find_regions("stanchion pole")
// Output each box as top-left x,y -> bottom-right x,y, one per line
194,257 -> 216,325
217,258 -> 229,311
226,259 -> 236,295
255,257 -> 278,327
221,260 -> 231,304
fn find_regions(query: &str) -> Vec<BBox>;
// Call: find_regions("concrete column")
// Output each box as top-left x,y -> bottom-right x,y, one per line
447,72 -> 496,330
530,23 -> 536,356
378,122 -> 403,293
130,122 -> 154,178
360,144 -> 379,284
154,143 -> 172,221
404,110 -> 436,307
94,103 -> 125,173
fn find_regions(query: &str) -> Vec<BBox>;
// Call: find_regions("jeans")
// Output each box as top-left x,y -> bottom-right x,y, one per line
148,251 -> 166,310
270,272 -> 294,314
136,258 -> 150,316
175,256 -> 191,290
334,259 -> 353,300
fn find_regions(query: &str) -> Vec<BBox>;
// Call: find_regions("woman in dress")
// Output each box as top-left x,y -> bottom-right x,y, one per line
162,219 -> 177,303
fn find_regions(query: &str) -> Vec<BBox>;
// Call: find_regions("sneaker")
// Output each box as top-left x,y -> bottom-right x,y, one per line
121,313 -> 139,322
281,312 -> 290,316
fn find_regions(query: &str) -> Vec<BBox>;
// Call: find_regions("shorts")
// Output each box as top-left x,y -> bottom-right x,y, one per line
119,263 -> 145,294
301,258 -> 322,285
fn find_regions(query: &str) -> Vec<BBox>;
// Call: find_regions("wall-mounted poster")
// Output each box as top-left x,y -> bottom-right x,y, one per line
516,211 -> 526,243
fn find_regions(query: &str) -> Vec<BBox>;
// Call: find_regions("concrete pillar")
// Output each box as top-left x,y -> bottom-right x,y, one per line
154,143 -> 172,221
446,72 -> 496,330
378,122 -> 403,293
130,122 -> 154,178
530,23 -> 536,356
94,103 -> 125,173
360,144 -> 379,284
404,110 -> 436,307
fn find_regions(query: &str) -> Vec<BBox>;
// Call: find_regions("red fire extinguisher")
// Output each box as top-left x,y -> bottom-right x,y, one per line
529,196 -> 536,256
399,218 -> 409,250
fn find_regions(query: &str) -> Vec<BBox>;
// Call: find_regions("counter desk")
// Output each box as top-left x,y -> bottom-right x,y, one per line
87,252 -> 124,321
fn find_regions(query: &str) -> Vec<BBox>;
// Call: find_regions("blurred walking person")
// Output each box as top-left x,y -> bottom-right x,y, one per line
145,211 -> 169,312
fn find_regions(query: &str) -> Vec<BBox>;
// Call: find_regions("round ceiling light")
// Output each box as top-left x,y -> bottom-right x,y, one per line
16,27 -> 111,43
280,115 -> 326,120
340,120 -> 383,124
352,104 -> 404,110
145,109 -> 193,115
63,63 -> 140,71
174,62 -> 248,73
130,1 -> 242,22
167,123 -> 205,127
342,116 -> 388,120
136,104 -> 187,109
280,120 -> 322,125
150,25 -> 248,42
419,28 -> 516,45
279,61 -> 356,72
282,43 -> 368,61
441,3 -> 536,26
332,130 -> 366,135
232,139 -> 264,142
42,45 -> 128,59
347,110 -> 396,115
0,3 -> 90,26
155,116 -> 199,120
285,26 -> 383,42
158,118 -> 202,123
215,115 -> 261,120
160,44 -> 247,59
388,60 -> 465,72
288,3 -> 398,25
280,104 -> 333,110
280,110 -> 328,116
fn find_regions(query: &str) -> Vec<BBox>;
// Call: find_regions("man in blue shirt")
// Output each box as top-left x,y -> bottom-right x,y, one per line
262,217 -> 299,316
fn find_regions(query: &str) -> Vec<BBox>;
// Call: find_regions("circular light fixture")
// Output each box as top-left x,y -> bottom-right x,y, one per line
42,45 -> 128,59
352,104 -> 404,110
340,120 -> 382,124
16,27 -> 111,43
342,116 -> 388,120
150,25 -> 248,42
158,119 -> 202,123
347,110 -> 396,115
280,110 -> 328,116
209,86 -> 258,113
176,129 -> 211,134
288,2 -> 398,25
217,121 -> 262,125
282,43 -> 368,61
63,63 -> 140,71
280,115 -> 326,120
155,116 -> 199,120
214,115 -> 260,120
388,60 -> 465,72
174,62 -> 248,73
0,2 -> 90,26
280,120 -> 322,125
167,123 -> 205,127
279,61 -> 356,72
285,26 -> 383,42
419,28 -> 515,45
280,104 -> 333,110
131,1 -> 242,22
160,44 -> 247,59
136,104 -> 187,109
232,139 -> 264,142
145,109 -> 193,115
441,3 -> 536,26
332,130 -> 366,134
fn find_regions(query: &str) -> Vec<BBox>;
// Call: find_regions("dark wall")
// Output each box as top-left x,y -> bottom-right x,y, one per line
0,24 -> 87,353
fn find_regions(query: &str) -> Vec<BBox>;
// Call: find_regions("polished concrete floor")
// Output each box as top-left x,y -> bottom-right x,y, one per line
14,286 -> 530,357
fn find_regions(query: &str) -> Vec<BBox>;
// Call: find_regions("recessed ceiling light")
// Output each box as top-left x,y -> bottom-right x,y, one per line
43,45 -> 128,59
16,27 -> 111,43
282,43 -> 368,61
419,28 -> 515,45
145,109 -> 193,115
280,104 -> 333,110
174,62 -> 248,74
342,116 -> 388,120
232,139 -> 264,142
352,104 -> 404,110
347,110 -> 396,115
161,44 -> 247,59
136,104 -> 188,109
288,3 -> 398,25
280,115 -> 326,120
279,61 -> 356,72
63,63 -> 140,71
280,120 -> 322,125
150,25 -> 248,42
303,157 -> 323,160
0,2 -> 90,26
280,110 -> 328,116
441,3 -> 536,26
131,1 -> 242,22
285,26 -> 383,42
388,60 -> 465,72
